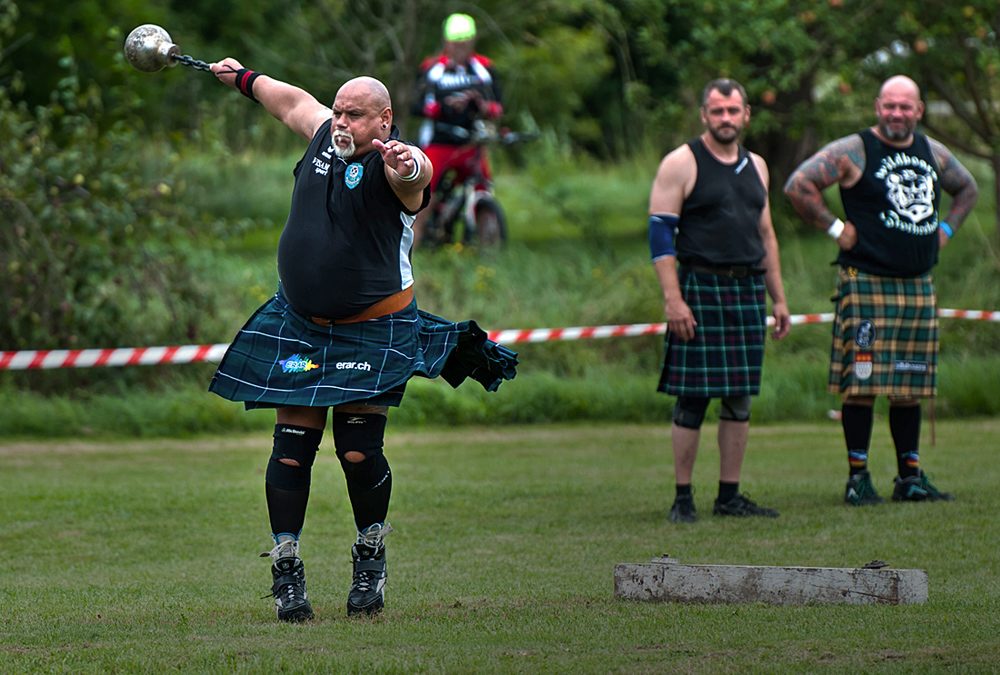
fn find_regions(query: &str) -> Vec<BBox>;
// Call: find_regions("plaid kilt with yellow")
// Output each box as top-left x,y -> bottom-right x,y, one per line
209,289 -> 517,409
658,270 -> 767,398
828,268 -> 938,397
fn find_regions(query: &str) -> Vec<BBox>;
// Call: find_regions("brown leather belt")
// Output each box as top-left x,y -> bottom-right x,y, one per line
309,287 -> 414,327
686,265 -> 766,279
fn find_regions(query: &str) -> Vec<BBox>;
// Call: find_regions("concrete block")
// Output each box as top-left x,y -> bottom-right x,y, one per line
614,558 -> 928,605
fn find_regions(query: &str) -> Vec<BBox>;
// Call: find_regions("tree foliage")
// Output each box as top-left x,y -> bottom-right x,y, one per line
0,2 -> 242,354
864,0 -> 1000,244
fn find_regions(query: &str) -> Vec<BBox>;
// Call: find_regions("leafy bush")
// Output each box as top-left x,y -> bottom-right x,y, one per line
0,10 -> 246,357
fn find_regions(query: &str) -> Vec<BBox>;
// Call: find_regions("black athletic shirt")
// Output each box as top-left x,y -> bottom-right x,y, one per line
838,129 -> 941,277
277,121 -> 430,319
676,138 -> 767,267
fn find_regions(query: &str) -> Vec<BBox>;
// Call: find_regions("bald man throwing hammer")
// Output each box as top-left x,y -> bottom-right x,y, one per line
784,75 -> 977,508
207,60 -> 518,622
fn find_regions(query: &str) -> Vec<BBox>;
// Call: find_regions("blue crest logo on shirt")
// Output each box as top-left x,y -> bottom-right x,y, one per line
345,163 -> 363,189
854,320 -> 876,348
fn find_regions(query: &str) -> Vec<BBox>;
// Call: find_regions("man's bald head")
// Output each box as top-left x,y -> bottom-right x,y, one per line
330,76 -> 394,158
878,75 -> 921,102
874,74 -> 924,144
339,76 -> 392,111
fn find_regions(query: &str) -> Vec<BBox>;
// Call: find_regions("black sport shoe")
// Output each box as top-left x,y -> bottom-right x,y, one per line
262,538 -> 313,622
669,493 -> 697,523
347,523 -> 391,617
268,556 -> 314,622
844,470 -> 886,506
893,470 -> 955,502
713,493 -> 779,518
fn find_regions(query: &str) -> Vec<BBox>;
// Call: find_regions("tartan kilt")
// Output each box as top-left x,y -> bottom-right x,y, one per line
658,270 -> 767,397
209,290 -> 518,409
828,268 -> 937,397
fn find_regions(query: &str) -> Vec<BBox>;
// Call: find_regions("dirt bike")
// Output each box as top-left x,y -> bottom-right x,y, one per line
423,121 -> 535,249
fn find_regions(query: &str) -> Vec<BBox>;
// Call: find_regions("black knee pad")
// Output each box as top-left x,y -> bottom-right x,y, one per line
266,424 -> 323,491
672,396 -> 710,430
719,395 -> 752,422
333,413 -> 389,491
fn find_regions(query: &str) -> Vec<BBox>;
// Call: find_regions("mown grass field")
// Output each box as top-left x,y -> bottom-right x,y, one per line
3,420 -> 998,674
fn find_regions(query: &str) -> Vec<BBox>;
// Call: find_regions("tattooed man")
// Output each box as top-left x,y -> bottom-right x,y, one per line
784,75 -> 977,507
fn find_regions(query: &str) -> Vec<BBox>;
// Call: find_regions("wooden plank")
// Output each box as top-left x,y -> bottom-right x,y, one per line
614,561 -> 928,605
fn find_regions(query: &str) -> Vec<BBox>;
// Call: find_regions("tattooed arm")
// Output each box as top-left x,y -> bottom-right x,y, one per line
783,134 -> 865,250
928,137 -> 978,249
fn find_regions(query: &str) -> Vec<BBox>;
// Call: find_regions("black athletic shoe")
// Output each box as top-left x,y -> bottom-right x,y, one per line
844,470 -> 886,506
268,556 -> 314,622
893,470 -> 955,502
347,523 -> 390,617
713,493 -> 779,518
669,493 -> 697,524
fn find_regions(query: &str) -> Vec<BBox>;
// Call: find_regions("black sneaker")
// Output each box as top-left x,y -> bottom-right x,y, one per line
347,523 -> 391,617
844,470 -> 886,506
713,493 -> 779,518
268,557 -> 314,622
893,470 -> 955,502
669,493 -> 697,523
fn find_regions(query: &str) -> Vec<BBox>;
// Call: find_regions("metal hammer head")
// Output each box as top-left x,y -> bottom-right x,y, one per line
124,24 -> 181,73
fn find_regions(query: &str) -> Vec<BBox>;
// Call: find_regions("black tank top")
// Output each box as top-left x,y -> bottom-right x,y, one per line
277,121 -> 430,319
676,138 -> 767,267
838,129 -> 941,277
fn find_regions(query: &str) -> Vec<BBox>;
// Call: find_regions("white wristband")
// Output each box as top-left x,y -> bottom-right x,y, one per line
826,218 -> 845,239
394,156 -> 420,182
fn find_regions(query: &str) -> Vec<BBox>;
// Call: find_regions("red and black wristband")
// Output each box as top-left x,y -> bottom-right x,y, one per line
234,68 -> 262,102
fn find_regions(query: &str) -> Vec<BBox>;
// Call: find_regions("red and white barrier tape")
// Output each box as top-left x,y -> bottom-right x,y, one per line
2,309 -> 997,371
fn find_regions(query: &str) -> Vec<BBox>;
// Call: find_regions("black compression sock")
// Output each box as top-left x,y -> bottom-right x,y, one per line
841,403 -> 874,475
889,404 -> 921,478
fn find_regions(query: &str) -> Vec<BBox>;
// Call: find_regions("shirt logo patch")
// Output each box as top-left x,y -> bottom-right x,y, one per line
854,320 -> 876,348
894,360 -> 928,373
854,352 -> 873,381
345,163 -> 364,189
279,354 -> 319,373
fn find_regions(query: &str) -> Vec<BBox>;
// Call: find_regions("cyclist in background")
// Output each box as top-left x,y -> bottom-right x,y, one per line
410,13 -> 504,248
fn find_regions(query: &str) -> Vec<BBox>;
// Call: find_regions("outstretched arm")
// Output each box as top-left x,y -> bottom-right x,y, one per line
373,140 -> 433,212
783,135 -> 865,250
210,58 -> 329,141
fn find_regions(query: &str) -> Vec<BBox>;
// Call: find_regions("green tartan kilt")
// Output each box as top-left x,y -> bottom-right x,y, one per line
658,270 -> 767,398
209,289 -> 517,409
828,268 -> 938,398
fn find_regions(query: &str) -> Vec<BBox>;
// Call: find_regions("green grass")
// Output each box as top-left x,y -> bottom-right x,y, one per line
2,151 -> 998,436
2,420 -> 999,673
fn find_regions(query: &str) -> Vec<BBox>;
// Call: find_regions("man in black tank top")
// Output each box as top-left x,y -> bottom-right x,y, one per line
648,78 -> 791,524
205,58 -> 517,622
785,75 -> 977,507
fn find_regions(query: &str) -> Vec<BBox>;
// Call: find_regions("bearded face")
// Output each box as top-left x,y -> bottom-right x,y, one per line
874,84 -> 923,144
701,90 -> 749,146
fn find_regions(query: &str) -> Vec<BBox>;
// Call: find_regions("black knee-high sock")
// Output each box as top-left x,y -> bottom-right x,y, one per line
333,413 -> 392,532
265,483 -> 310,537
344,460 -> 392,532
889,404 -> 921,478
842,403 -> 874,475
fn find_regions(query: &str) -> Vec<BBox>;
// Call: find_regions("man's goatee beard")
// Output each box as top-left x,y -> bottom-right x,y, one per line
333,133 -> 355,158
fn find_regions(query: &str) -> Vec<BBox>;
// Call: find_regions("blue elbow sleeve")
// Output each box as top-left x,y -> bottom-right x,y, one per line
649,214 -> 679,261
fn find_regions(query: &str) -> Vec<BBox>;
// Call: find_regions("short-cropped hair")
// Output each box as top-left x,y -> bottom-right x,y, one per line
702,78 -> 748,107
